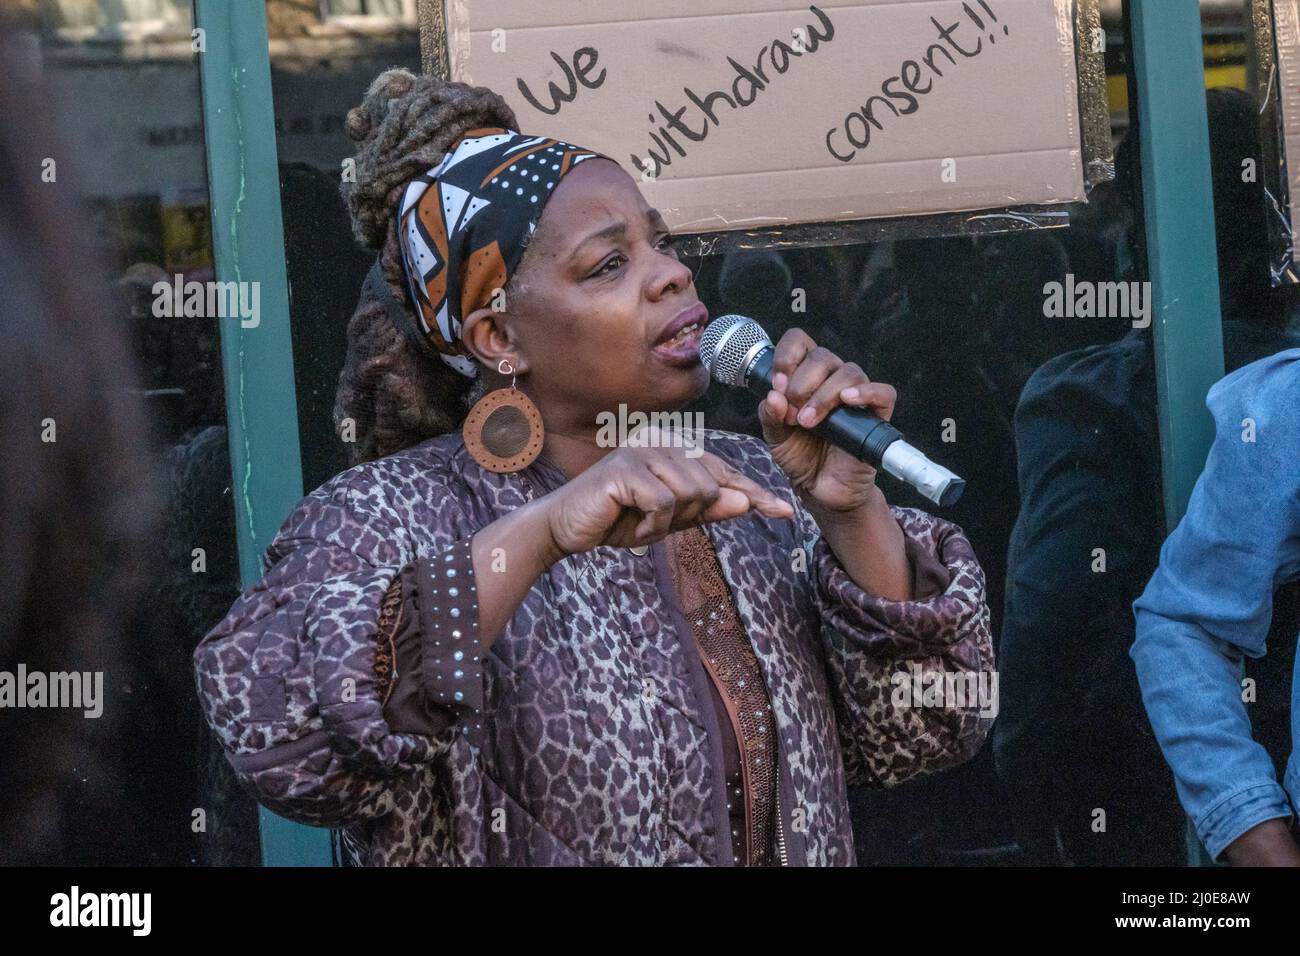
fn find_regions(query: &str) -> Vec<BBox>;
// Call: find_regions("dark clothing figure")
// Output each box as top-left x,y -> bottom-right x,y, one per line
996,321 -> 1300,864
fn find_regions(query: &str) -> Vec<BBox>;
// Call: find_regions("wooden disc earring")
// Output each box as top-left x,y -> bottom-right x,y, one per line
462,358 -> 545,474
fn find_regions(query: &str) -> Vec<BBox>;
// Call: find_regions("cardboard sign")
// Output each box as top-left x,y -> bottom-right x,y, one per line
1273,0 -> 1300,270
447,0 -> 1086,232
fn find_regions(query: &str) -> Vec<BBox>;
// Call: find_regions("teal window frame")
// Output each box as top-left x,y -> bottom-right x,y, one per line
1129,0 -> 1227,867
197,0 -> 1229,867
195,0 -> 331,868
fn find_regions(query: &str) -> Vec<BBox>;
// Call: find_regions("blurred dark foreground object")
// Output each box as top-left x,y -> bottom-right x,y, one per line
0,21 -> 160,865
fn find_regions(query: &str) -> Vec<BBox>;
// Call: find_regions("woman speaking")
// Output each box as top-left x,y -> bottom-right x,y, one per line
193,69 -> 994,866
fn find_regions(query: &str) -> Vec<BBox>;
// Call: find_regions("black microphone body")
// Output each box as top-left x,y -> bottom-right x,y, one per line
745,347 -> 908,467
699,314 -> 966,507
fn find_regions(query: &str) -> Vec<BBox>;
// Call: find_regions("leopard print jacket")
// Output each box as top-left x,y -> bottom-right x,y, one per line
192,429 -> 994,865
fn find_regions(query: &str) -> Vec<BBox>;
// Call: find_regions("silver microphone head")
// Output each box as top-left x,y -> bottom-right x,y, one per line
698,313 -> 772,387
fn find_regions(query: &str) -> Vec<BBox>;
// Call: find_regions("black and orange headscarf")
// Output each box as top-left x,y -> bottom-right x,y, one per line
395,126 -> 612,377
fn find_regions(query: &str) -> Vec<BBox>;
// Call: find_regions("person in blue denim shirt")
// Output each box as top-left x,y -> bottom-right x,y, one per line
1132,346 -> 1300,865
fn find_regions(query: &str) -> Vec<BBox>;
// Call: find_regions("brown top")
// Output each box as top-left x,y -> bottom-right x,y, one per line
659,519 -> 956,866
665,524 -> 779,866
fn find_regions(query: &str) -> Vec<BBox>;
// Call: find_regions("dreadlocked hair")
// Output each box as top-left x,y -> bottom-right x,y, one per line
335,67 -> 526,465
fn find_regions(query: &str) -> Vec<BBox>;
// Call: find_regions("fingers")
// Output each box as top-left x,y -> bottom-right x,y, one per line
647,453 -> 793,529
700,453 -> 794,520
798,363 -> 897,428
769,329 -> 898,427
769,327 -> 817,398
782,345 -> 843,426
612,450 -> 794,545
846,381 -> 897,421
758,387 -> 794,447
644,455 -> 721,529
620,456 -> 726,542
623,470 -> 679,541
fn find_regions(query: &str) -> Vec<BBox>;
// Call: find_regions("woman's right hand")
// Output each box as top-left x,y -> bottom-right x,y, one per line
543,427 -> 795,557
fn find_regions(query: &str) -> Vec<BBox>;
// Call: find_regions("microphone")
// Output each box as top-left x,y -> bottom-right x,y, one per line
698,314 -> 966,507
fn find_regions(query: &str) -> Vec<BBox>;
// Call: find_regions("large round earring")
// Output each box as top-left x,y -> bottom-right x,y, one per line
462,358 -> 545,474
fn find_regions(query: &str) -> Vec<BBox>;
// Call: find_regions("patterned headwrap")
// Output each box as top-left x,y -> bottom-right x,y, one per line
395,126 -> 612,378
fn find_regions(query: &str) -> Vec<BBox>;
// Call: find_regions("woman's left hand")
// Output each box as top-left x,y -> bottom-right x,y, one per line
758,328 -> 897,515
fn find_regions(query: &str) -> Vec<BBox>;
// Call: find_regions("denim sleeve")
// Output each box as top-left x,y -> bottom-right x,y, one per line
1131,349 -> 1300,861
